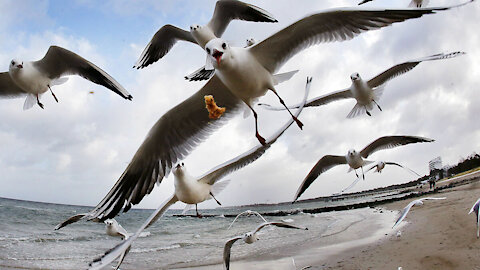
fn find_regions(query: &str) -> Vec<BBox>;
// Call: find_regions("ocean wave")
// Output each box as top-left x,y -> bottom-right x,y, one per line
139,231 -> 151,238
131,243 -> 181,253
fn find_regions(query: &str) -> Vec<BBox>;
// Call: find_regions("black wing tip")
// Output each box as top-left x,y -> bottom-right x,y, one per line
126,95 -> 133,101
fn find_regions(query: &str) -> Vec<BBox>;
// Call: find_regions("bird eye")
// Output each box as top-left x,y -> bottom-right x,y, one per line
206,48 -> 211,54
11,61 -> 14,65
182,162 -> 184,166
222,43 -> 227,49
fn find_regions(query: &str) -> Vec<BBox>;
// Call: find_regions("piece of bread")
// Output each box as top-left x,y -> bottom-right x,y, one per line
204,95 -> 226,120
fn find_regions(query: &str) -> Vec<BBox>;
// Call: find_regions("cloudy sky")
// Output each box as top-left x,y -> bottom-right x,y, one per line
0,0 -> 479,210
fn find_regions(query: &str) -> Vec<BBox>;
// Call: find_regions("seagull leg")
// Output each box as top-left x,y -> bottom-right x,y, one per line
36,94 -> 44,109
365,106 -> 371,116
48,85 -> 59,103
195,204 -> 202,218
247,103 -> 266,146
361,166 -> 365,180
354,169 -> 359,178
373,100 -> 382,111
210,192 -> 222,206
269,88 -> 303,130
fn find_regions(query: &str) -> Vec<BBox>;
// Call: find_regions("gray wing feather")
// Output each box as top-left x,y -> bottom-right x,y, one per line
360,135 -> 434,158
294,155 -> 347,202
0,72 -> 27,98
367,51 -> 465,88
198,77 -> 311,186
254,222 -> 307,234
358,0 -> 374,5
223,237 -> 242,270
134,25 -> 196,69
384,161 -> 420,176
89,194 -> 178,270
33,46 -> 132,100
250,5 -> 468,74
208,0 -> 277,37
54,213 -> 88,231
393,201 -> 416,228
184,66 -> 215,81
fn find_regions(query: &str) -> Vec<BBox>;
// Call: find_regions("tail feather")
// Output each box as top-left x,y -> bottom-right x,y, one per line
347,103 -> 366,118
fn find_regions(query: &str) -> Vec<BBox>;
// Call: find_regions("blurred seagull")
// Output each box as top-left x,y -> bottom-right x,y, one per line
203,2 -> 472,144
86,78 -> 311,270
104,219 -> 130,270
224,222 -> 308,270
228,210 -> 268,229
359,0 -> 430,7
259,51 -> 465,118
340,160 -> 420,193
293,136 -> 434,202
133,0 -> 276,70
393,197 -> 446,228
468,198 -> 480,238
1,46 -> 132,110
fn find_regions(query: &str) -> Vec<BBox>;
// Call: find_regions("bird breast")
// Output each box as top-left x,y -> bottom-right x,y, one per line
244,234 -> 257,244
10,63 -> 50,94
346,153 -> 364,169
351,79 -> 373,105
174,176 -> 211,204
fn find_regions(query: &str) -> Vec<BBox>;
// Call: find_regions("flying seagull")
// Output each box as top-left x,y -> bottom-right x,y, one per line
228,210 -> 268,229
203,1 -> 473,144
393,197 -> 446,228
133,0 -> 276,70
54,75 -> 246,230
259,51 -> 465,118
293,135 -> 434,202
359,0 -> 430,7
340,160 -> 421,193
468,198 -> 480,238
224,222 -> 308,270
1,46 -> 132,110
87,78 -> 311,270
104,219 -> 130,270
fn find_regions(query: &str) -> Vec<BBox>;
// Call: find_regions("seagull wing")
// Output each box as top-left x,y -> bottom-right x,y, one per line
393,200 -> 417,228
57,76 -> 240,227
207,0 -> 277,37
367,51 -> 465,88
228,210 -> 268,229
294,155 -> 347,202
420,197 -> 447,202
223,236 -> 242,270
341,177 -> 361,193
114,222 -> 129,239
358,0 -> 374,5
365,163 -> 379,174
198,77 -> 311,186
259,88 -> 352,111
360,135 -> 434,158
184,66 -> 215,81
469,198 -> 480,215
254,222 -> 308,234
134,25 -> 196,69
0,72 -> 27,98
384,161 -> 421,176
249,4 -> 470,74
32,46 -> 132,100
54,213 -> 88,230
88,194 -> 178,270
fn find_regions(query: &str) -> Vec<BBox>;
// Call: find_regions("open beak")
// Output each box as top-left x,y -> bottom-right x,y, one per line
17,64 -> 23,69
212,50 -> 223,66
175,164 -> 181,169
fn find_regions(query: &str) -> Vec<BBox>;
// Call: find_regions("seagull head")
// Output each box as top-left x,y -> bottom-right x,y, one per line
9,59 -> 23,70
104,219 -> 114,227
347,149 -> 357,157
205,38 -> 229,69
246,38 -> 256,47
243,232 -> 257,244
189,24 -> 201,31
173,162 -> 186,177
350,73 -> 361,82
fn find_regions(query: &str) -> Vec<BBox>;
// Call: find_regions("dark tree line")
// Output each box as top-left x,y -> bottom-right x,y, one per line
447,152 -> 480,176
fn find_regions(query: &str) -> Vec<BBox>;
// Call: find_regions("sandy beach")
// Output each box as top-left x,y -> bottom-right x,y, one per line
179,171 -> 480,270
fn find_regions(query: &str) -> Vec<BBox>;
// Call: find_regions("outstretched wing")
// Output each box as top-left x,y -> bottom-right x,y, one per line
294,155 -> 347,202
88,194 -> 178,270
250,4 -> 471,74
254,222 -> 308,234
0,72 -> 27,98
184,66 -> 216,81
32,46 -> 132,100
385,161 -> 421,176
134,25 -> 196,69
198,77 -> 311,186
360,135 -> 434,158
208,0 -> 277,37
358,0 -> 374,5
223,236 -> 242,270
367,51 -> 465,88
56,76 -> 241,227
393,200 -> 417,228
228,210 -> 268,229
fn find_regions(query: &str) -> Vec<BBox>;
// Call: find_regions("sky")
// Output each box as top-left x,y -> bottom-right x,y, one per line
0,0 -> 479,210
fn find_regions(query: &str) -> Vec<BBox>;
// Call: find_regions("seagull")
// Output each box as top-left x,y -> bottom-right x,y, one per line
185,37 -> 258,82
359,0 -> 430,7
104,219 -> 130,270
392,197 -> 446,228
1,46 -> 132,110
340,160 -> 421,193
224,222 -> 308,270
468,198 -> 480,238
293,135 -> 434,202
86,78 -> 311,270
259,51 -> 465,118
133,0 -> 277,70
366,161 -> 420,176
203,2 -> 472,144
228,210 -> 268,229
54,74 -> 247,230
